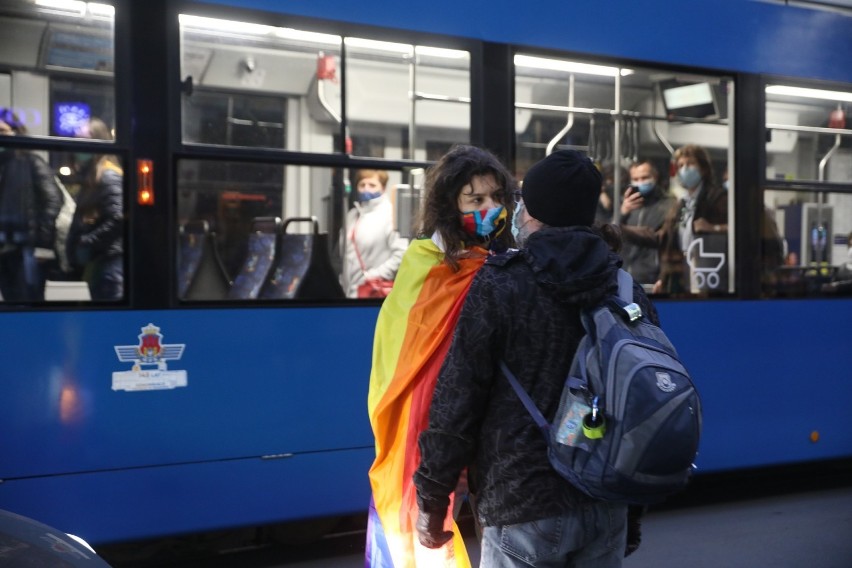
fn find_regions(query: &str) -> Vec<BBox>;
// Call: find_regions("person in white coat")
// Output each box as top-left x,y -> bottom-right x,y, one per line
341,169 -> 408,298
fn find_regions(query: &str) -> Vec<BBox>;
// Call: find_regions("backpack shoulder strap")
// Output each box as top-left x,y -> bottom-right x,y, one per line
617,268 -> 633,303
499,360 -> 550,433
613,269 -> 643,323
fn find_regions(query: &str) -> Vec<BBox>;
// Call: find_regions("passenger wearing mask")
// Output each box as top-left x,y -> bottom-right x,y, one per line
367,145 -> 515,568
414,150 -> 655,565
341,169 -> 409,298
619,160 -> 676,286
0,109 -> 63,301
653,144 -> 727,295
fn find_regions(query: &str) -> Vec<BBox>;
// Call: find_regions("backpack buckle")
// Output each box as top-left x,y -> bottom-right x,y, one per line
623,302 -> 643,322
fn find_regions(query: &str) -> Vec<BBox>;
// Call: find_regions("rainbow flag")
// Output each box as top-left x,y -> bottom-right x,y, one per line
366,238 -> 487,568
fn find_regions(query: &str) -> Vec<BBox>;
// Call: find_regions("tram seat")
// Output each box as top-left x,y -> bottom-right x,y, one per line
227,217 -> 282,300
179,220 -> 232,301
259,216 -> 345,300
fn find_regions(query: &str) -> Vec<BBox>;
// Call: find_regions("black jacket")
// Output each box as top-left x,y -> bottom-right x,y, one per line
67,160 -> 124,266
414,226 -> 658,527
0,150 -> 62,249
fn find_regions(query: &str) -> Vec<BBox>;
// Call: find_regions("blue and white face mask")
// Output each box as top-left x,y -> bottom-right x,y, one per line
678,166 -> 702,190
358,191 -> 383,202
461,205 -> 507,239
636,181 -> 655,196
511,202 -> 534,246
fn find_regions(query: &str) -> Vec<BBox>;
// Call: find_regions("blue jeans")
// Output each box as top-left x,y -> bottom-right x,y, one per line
480,502 -> 627,567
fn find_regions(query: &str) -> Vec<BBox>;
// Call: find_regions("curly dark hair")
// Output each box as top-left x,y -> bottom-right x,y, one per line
418,145 -> 516,270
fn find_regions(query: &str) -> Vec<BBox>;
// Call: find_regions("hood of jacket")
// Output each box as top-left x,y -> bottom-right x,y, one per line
522,226 -> 621,305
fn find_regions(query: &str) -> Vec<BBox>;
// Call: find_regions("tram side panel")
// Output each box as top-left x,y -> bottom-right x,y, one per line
0,307 -> 378,544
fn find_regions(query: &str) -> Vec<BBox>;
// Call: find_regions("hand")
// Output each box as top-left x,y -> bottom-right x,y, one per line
416,509 -> 453,549
620,188 -> 644,216
693,217 -> 716,233
625,505 -> 643,557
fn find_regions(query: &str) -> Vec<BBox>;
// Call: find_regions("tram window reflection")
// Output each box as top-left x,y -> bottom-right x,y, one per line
763,83 -> 851,298
178,160 -> 413,302
179,14 -> 341,153
178,14 -> 471,158
514,54 -> 735,298
0,0 -> 116,141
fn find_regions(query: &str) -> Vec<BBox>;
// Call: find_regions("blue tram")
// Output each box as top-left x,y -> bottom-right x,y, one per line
0,0 -> 850,546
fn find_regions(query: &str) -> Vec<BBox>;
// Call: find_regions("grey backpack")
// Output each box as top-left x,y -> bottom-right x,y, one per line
501,270 -> 702,505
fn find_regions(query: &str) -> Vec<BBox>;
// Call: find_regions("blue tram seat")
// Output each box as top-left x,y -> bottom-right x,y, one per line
227,216 -> 281,300
259,216 -> 345,300
178,220 -> 232,301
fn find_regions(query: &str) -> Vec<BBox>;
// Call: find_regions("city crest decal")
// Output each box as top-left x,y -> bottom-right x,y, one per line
112,323 -> 187,391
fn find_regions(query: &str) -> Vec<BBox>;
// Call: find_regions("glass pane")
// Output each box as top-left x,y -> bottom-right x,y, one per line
176,159 -> 410,301
763,83 -> 852,298
179,15 -> 341,152
345,39 -> 470,160
0,140 -> 123,303
0,0 -> 115,139
763,189 -> 852,298
514,54 -> 734,298
765,84 -> 852,184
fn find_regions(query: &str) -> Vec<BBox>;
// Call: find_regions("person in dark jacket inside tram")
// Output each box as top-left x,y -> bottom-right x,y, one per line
66,117 -> 124,300
414,150 -> 658,567
619,159 -> 676,287
0,109 -> 63,301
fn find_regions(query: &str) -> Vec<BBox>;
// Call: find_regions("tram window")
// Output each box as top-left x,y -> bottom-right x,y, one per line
183,91 -> 285,148
344,39 -> 471,160
179,14 -> 341,154
763,83 -> 852,298
0,141 -> 124,303
176,159 -> 411,302
0,1 -> 115,139
179,15 -> 470,159
514,53 -> 735,298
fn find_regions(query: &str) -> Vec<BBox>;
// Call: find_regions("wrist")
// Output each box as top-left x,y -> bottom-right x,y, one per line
714,224 -> 721,232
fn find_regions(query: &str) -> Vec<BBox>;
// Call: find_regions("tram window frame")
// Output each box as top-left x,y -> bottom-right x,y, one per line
175,158 -> 424,303
0,0 -> 128,309
514,51 -> 736,299
177,12 -> 474,160
174,8 -> 477,304
761,78 -> 852,299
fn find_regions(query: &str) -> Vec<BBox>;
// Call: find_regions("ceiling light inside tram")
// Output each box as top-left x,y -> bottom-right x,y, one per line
179,15 -> 276,35
766,85 -> 852,103
514,54 -> 632,77
345,37 -> 413,55
179,15 -> 341,46
86,3 -> 114,17
34,0 -> 85,16
415,46 -> 469,59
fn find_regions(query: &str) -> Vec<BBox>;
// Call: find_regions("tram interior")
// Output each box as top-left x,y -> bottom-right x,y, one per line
0,3 -> 849,302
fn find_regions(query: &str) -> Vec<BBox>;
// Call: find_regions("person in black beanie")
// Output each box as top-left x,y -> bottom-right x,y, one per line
415,149 -> 659,565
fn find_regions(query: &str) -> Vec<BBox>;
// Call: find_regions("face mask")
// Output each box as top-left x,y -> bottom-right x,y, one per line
678,166 -> 702,190
511,202 -> 524,240
358,191 -> 382,202
511,202 -> 535,246
636,181 -> 655,196
461,205 -> 506,239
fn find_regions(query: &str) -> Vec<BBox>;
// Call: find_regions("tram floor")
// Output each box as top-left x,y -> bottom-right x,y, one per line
98,460 -> 852,568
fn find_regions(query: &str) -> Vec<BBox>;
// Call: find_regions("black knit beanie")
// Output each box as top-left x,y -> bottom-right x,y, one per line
521,150 -> 602,227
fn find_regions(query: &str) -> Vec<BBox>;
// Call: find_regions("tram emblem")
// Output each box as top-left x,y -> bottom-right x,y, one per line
112,323 -> 187,391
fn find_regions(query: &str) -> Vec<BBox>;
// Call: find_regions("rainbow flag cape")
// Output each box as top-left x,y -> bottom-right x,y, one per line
366,238 -> 487,568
